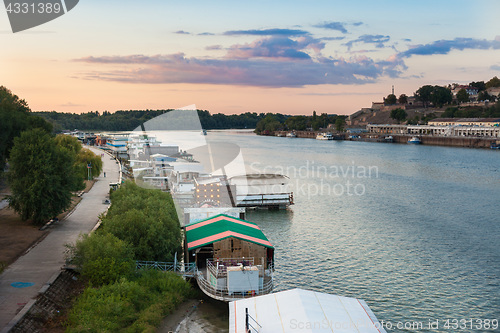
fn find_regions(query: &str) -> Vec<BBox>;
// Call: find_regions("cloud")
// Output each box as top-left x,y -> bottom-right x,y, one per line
75,52 -> 405,88
491,64 -> 500,71
399,37 -> 500,58
206,45 -> 222,51
345,34 -> 391,49
59,102 -> 84,107
224,28 -> 309,36
314,22 -> 348,34
199,32 -> 215,36
174,30 -> 190,34
321,37 -> 345,41
225,36 -> 324,60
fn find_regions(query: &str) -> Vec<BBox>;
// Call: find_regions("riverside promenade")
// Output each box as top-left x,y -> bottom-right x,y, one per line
0,147 -> 120,332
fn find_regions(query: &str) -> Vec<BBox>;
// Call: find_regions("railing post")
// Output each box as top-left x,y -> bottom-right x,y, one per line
245,308 -> 249,333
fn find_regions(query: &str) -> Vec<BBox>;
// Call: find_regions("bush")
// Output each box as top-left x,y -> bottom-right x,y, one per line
102,181 -> 181,261
67,271 -> 193,332
67,232 -> 135,286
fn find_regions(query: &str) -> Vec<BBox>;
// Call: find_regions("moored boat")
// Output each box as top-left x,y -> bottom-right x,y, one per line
185,214 -> 274,302
408,136 -> 421,144
286,132 -> 297,138
316,132 -> 333,140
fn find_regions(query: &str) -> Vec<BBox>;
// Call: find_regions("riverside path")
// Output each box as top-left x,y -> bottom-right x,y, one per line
0,147 -> 121,331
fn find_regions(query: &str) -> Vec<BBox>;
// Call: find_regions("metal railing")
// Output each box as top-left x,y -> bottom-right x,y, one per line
135,261 -> 196,277
196,260 -> 274,302
246,307 -> 262,333
207,257 -> 256,278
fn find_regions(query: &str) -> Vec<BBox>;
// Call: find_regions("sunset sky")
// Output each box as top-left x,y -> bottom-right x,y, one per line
1,0 -> 499,115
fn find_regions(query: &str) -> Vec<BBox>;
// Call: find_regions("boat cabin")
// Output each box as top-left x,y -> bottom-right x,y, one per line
185,214 -> 274,301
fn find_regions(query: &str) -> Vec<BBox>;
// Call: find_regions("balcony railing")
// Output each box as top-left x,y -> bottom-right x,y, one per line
197,257 -> 274,302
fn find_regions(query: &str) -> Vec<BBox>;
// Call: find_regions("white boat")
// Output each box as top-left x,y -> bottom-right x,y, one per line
316,132 -> 333,140
408,136 -> 421,144
286,132 -> 297,138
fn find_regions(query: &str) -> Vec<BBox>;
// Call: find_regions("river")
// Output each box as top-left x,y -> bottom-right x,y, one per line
207,130 -> 499,332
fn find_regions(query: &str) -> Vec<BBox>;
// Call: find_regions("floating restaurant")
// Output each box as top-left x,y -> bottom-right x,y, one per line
185,214 -> 274,302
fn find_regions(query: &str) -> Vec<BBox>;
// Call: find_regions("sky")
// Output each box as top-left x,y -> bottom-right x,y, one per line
1,0 -> 500,115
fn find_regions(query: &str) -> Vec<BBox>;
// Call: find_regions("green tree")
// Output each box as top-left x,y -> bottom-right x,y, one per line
67,232 -> 135,285
456,88 -> 470,104
430,86 -> 453,107
7,129 -> 77,224
384,94 -> 397,105
469,81 -> 486,92
77,148 -> 103,180
102,182 -> 181,261
415,85 -> 434,107
442,107 -> 458,118
55,134 -> 102,184
254,114 -> 284,134
54,134 -> 82,155
0,87 -> 53,177
335,116 -> 345,132
390,108 -> 408,123
486,76 -> 500,89
398,94 -> 408,105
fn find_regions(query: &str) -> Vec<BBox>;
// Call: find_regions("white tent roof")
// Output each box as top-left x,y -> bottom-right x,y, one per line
229,288 -> 387,333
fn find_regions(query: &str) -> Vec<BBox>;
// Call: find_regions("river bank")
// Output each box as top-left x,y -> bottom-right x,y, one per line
157,294 -> 228,333
264,131 -> 499,148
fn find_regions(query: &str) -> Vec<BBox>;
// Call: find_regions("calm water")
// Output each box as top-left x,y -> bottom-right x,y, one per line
209,131 -> 500,332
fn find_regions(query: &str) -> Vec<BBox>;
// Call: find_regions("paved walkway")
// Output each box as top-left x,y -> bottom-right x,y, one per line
0,200 -> 8,210
0,147 -> 120,331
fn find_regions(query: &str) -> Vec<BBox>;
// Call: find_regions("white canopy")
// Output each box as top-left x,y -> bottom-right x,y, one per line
229,288 -> 387,333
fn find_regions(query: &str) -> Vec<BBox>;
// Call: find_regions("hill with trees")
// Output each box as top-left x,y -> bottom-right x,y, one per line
350,76 -> 500,126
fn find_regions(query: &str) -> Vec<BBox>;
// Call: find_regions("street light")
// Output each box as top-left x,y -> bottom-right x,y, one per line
87,162 -> 92,180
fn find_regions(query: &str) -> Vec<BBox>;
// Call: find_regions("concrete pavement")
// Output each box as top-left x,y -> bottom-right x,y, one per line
0,147 -> 120,331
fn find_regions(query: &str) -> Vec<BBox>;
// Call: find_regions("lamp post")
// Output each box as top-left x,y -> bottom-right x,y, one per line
87,162 -> 92,180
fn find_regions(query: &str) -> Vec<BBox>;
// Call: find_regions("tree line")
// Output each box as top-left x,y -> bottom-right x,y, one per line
255,111 -> 347,134
35,109 -> 266,131
1,86 -> 102,224
442,101 -> 500,119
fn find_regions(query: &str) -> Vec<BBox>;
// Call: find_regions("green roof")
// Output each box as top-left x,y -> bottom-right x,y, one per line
185,214 -> 273,251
